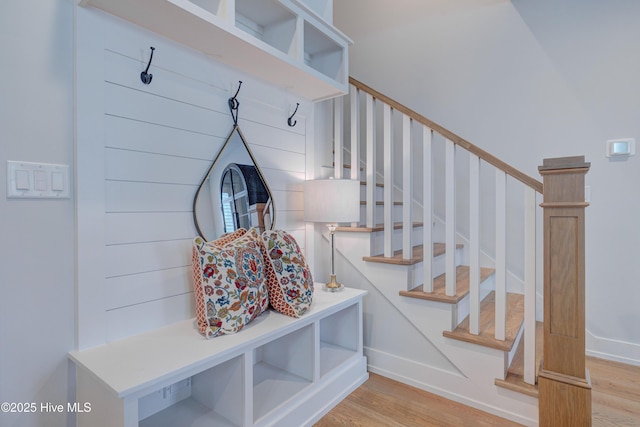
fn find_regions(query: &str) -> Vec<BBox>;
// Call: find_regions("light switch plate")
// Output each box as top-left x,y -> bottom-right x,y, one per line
7,161 -> 71,199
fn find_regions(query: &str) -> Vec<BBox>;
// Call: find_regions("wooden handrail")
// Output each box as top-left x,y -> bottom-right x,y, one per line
349,77 -> 544,194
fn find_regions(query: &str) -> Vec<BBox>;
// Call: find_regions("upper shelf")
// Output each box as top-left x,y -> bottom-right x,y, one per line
77,0 -> 351,101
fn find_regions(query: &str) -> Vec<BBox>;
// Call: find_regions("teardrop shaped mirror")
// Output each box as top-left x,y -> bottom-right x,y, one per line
193,124 -> 275,241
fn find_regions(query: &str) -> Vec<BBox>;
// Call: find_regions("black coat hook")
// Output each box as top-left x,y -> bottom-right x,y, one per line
228,80 -> 243,125
287,103 -> 299,127
140,46 -> 155,85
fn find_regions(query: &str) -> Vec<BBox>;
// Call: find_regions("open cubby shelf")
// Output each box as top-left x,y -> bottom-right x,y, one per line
320,302 -> 359,377
77,0 -> 351,100
235,0 -> 298,57
304,21 -> 344,81
70,286 -> 367,427
140,398 -> 239,427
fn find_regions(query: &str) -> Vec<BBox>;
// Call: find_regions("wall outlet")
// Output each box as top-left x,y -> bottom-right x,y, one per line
138,378 -> 192,421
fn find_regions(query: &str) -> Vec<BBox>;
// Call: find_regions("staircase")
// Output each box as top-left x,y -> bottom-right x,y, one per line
318,77 -> 546,424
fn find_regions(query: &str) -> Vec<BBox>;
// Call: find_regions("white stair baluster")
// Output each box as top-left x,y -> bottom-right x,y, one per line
445,139 -> 456,296
383,103 -> 393,258
334,97 -> 343,179
422,126 -> 433,292
365,94 -> 375,229
495,170 -> 507,341
469,154 -> 480,335
524,186 -> 537,384
350,85 -> 360,227
402,114 -> 413,260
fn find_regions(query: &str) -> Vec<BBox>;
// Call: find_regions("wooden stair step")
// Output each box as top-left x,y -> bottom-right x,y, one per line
359,180 -> 384,187
442,291 -> 524,352
334,163 -> 364,171
361,200 -> 402,206
494,321 -> 543,397
336,222 -> 424,233
399,265 -> 495,304
363,243 -> 463,266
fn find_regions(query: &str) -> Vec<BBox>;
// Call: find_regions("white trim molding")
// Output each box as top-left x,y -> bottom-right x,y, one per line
586,329 -> 640,366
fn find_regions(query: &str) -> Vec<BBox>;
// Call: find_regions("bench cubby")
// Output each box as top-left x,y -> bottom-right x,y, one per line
69,287 -> 367,427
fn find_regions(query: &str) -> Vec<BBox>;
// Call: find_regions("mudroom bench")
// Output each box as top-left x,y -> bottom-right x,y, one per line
68,287 -> 367,427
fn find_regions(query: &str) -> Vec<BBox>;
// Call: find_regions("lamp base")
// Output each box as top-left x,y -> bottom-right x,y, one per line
323,274 -> 344,292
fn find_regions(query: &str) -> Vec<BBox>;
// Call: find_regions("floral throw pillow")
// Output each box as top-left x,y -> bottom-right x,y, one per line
192,228 -> 269,338
260,230 -> 314,318
210,228 -> 248,247
192,228 -> 248,335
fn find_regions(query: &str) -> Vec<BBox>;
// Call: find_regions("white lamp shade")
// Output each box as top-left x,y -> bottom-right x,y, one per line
303,179 -> 360,223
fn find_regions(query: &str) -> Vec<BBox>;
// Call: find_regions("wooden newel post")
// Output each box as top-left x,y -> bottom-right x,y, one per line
538,156 -> 591,426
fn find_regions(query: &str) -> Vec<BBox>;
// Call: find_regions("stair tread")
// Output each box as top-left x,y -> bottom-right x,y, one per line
336,222 -> 424,233
399,265 -> 495,304
334,163 -> 364,171
361,201 -> 403,206
495,321 -> 543,397
359,180 -> 384,187
363,243 -> 463,266
494,373 -> 538,398
442,291 -> 524,352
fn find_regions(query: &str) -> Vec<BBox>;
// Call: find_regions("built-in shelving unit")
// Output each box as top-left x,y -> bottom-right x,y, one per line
303,20 -> 342,80
76,0 -> 351,100
320,303 -> 359,378
253,325 -> 314,422
139,356 -> 245,427
235,0 -> 298,56
69,287 -> 367,427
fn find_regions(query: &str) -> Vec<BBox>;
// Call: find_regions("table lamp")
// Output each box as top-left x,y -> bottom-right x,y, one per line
303,178 -> 360,291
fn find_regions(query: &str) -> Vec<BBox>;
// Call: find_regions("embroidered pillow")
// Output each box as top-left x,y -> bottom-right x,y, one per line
210,228 -> 248,247
192,228 -> 248,335
260,230 -> 314,318
192,228 -> 269,338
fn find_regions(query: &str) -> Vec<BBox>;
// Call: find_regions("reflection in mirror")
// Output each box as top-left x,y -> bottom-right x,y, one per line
193,125 -> 275,241
220,163 -> 272,233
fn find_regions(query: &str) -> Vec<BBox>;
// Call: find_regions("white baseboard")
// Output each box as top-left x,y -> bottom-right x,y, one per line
586,330 -> 640,366
364,347 -> 538,427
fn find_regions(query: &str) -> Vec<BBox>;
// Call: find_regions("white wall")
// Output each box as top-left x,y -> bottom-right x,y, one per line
0,1 -> 76,426
75,7 -> 311,349
1,1 -> 314,426
334,0 -> 640,364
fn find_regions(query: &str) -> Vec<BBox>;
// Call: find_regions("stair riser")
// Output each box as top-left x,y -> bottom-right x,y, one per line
370,227 -> 425,255
359,185 -> 427,229
359,204 -> 404,224
359,185 -> 384,200
454,274 -> 495,329
410,247 -> 463,289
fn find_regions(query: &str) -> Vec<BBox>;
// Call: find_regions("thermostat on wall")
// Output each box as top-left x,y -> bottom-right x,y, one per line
606,138 -> 635,158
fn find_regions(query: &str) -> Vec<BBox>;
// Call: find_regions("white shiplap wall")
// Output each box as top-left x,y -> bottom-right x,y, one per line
76,7 -> 312,349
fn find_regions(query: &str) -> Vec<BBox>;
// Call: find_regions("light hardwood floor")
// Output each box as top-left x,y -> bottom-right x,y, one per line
589,356 -> 640,426
315,357 -> 640,426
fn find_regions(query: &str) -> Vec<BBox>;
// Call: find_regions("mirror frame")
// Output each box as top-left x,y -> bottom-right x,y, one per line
192,124 -> 276,240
